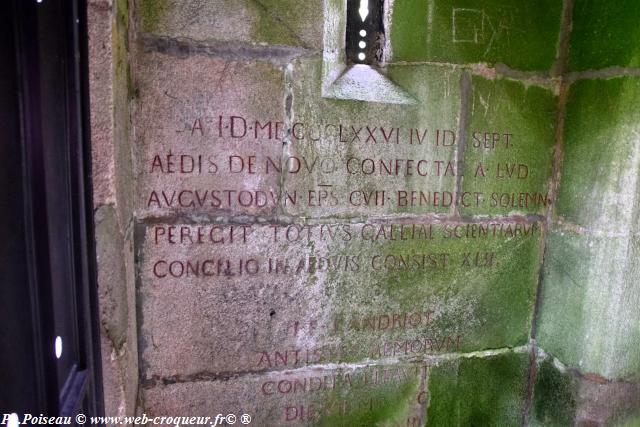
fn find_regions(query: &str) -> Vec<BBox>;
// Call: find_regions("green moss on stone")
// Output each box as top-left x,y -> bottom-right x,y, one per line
116,0 -> 129,32
248,0 -> 300,46
113,0 -> 130,88
318,370 -> 421,427
531,360 -> 576,426
137,0 -> 171,33
250,0 -> 319,47
557,77 -> 640,233
537,229 -> 640,380
426,353 -> 529,426
324,222 -> 542,364
548,79 -> 640,380
462,76 -> 557,216
389,0 -> 430,61
390,0 -> 562,71
135,0 -> 321,47
617,416 -> 640,427
569,0 -> 640,71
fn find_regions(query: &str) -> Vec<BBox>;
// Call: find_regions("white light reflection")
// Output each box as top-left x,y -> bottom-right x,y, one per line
358,0 -> 369,21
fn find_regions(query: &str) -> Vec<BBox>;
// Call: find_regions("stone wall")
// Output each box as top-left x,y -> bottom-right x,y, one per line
89,0 -> 640,424
89,0 -> 138,417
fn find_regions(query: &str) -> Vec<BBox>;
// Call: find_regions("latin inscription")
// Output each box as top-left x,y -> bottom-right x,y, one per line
140,221 -> 541,377
258,364 -> 427,424
140,112 -> 549,214
134,35 -> 558,426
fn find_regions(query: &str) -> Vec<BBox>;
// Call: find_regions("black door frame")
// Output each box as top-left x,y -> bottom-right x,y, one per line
1,0 -> 103,416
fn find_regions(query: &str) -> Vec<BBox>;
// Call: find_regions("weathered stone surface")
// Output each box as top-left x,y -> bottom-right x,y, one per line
461,76 -> 557,216
112,0 -> 136,227
135,0 -> 323,50
537,229 -> 640,381
89,0 -> 116,207
142,363 -> 425,426
532,357 -> 640,426
531,359 -> 577,426
556,77 -> 640,234
100,332 -> 127,420
90,0 -> 640,423
95,205 -> 139,418
138,221 -> 541,379
285,58 -> 461,218
96,205 -> 128,348
569,0 -> 640,71
426,352 -> 530,426
133,52 -> 285,217
574,378 -> 640,426
324,65 -> 417,105
90,0 -> 138,416
89,0 -> 135,227
539,76 -> 640,383
389,0 -> 562,71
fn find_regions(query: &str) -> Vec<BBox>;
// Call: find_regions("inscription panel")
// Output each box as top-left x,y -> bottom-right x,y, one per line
135,57 -> 556,219
138,221 -> 541,379
133,50 -> 556,425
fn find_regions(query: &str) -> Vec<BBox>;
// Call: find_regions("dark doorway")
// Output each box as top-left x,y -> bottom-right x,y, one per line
0,0 -> 103,418
346,0 -> 384,65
